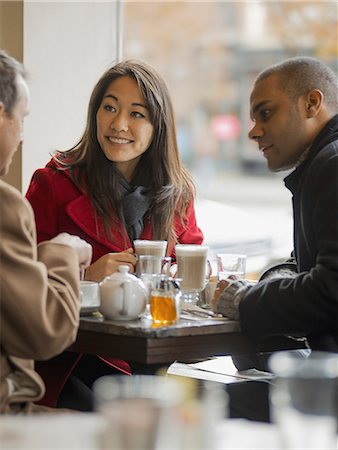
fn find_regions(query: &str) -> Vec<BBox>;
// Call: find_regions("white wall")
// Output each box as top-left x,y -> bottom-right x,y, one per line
23,1 -> 118,192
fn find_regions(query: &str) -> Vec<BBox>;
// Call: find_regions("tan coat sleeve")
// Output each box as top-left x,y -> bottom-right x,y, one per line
0,181 -> 81,361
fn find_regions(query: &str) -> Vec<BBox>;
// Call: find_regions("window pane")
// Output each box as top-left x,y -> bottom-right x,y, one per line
123,1 -> 337,278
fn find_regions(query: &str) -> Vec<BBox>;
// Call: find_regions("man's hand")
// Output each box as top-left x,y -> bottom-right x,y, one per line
50,232 -> 92,269
211,279 -> 231,312
211,277 -> 253,319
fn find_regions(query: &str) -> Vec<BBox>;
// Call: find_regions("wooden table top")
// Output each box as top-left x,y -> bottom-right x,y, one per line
78,313 -> 239,336
68,314 -> 306,366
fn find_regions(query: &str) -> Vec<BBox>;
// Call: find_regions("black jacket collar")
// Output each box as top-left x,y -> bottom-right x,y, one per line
284,114 -> 338,193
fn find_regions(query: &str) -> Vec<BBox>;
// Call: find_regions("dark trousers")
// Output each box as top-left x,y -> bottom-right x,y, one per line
227,380 -> 271,422
57,354 -> 124,412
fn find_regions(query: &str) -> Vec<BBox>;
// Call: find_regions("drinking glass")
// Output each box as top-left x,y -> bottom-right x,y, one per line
134,240 -> 168,276
197,275 -> 218,310
175,244 -> 210,305
94,375 -> 184,450
269,350 -> 338,449
216,253 -> 246,281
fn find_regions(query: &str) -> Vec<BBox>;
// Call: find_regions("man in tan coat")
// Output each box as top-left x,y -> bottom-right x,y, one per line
0,50 -> 92,413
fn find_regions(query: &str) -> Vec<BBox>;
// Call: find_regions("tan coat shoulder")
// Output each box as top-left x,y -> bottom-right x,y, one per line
0,180 -> 81,413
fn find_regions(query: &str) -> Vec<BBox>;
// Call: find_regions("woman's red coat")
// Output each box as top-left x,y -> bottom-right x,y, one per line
26,159 -> 204,406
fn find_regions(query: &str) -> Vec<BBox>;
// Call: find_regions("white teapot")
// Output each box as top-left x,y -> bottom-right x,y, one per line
99,265 -> 148,320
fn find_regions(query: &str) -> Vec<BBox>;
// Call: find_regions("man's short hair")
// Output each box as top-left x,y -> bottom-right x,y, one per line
255,56 -> 338,112
0,50 -> 26,115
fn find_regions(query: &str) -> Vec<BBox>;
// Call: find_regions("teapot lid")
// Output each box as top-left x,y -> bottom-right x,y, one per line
102,265 -> 138,283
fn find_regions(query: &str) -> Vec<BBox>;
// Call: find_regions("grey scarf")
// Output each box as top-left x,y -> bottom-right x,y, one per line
119,177 -> 153,242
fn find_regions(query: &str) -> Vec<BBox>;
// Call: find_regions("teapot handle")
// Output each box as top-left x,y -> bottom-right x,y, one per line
120,280 -> 131,316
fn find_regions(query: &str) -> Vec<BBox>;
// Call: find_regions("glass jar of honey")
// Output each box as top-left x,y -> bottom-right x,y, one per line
150,276 -> 181,326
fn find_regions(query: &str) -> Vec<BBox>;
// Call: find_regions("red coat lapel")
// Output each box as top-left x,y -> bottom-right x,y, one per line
65,194 -> 131,252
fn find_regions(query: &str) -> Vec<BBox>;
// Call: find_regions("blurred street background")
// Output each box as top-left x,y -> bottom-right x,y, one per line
194,169 -> 293,278
122,1 -> 336,278
2,2 -> 335,278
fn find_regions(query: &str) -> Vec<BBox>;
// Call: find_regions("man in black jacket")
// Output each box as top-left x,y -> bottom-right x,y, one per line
212,56 -> 338,422
213,56 -> 338,353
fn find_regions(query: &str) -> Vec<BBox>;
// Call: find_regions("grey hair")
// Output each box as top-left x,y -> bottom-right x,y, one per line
255,56 -> 338,111
0,50 -> 26,115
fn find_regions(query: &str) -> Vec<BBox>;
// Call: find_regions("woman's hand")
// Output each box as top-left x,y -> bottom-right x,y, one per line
84,248 -> 137,282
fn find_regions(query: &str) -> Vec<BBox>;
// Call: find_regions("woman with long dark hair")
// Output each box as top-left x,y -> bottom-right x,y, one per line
26,60 -> 203,410
27,60 -> 202,281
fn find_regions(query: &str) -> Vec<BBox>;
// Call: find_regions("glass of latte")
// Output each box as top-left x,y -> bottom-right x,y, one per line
175,244 -> 210,304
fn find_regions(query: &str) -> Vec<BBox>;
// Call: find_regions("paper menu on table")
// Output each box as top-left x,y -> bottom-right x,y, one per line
185,356 -> 275,381
167,361 -> 243,384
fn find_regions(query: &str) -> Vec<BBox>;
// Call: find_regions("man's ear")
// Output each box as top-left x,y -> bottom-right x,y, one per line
304,89 -> 323,118
0,102 -> 5,126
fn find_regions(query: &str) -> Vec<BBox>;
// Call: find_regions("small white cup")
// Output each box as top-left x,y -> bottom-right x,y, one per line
80,280 -> 100,307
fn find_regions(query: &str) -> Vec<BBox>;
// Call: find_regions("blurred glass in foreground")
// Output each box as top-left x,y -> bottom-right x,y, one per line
269,351 -> 338,449
94,375 -> 228,449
